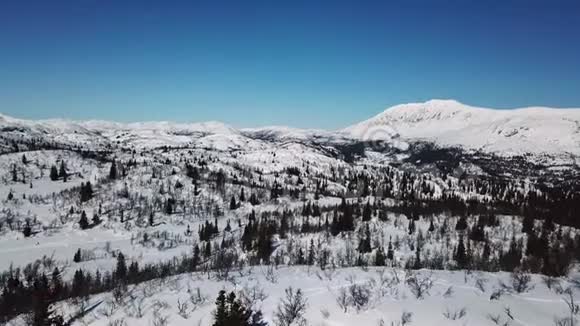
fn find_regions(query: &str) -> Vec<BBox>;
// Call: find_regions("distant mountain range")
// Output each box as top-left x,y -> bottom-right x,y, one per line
2,99 -> 580,158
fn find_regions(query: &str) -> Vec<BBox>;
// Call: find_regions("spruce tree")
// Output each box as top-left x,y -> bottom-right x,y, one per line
79,211 -> 89,230
362,201 -> 372,221
387,238 -> 394,261
58,161 -> 67,182
115,252 -> 127,282
50,165 -> 59,181
455,237 -> 467,269
522,215 -> 534,234
408,219 -> 416,235
92,212 -> 101,226
375,247 -> 386,266
73,249 -> 82,263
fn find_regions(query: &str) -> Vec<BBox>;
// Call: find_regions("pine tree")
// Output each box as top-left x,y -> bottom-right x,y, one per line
307,239 -> 315,265
455,237 -> 467,269
109,161 -> 117,180
522,215 -> 534,234
22,220 -> 32,237
51,267 -> 63,300
58,161 -> 67,182
79,211 -> 89,230
413,245 -> 422,269
358,225 -> 372,253
115,252 -> 127,282
80,182 -> 93,202
50,165 -> 59,181
192,244 -> 201,271
428,219 -> 435,232
213,290 -> 228,326
11,164 -> 17,182
230,196 -> 237,210
92,212 -> 101,226
375,247 -> 386,266
73,248 -> 82,263
362,201 -> 372,222
387,238 -> 394,261
408,219 -> 416,235
455,215 -> 468,231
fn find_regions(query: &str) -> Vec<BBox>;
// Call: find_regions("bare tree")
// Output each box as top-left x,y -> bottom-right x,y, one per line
510,270 -> 534,293
442,307 -> 467,320
487,314 -> 510,326
543,276 -> 562,292
390,311 -> 413,326
406,271 -> 433,299
556,288 -> 580,326
274,287 -> 308,326
177,299 -> 189,319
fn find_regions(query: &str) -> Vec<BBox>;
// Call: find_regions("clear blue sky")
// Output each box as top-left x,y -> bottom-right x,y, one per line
1,0 -> 579,129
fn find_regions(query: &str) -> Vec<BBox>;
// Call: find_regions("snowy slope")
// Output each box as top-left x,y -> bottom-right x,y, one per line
345,99 -> 580,157
8,267 -> 572,326
3,99 -> 580,157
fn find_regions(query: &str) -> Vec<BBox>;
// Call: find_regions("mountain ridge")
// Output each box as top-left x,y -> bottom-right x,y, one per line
2,99 -> 580,157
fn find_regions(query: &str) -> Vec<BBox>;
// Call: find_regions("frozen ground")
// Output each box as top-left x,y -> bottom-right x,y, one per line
6,266 -> 575,326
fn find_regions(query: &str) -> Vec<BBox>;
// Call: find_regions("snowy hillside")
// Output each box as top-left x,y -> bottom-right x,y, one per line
3,99 -> 580,158
1,105 -> 580,325
346,99 -> 580,157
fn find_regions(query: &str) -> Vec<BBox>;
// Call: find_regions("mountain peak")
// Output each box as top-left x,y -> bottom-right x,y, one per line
346,100 -> 580,156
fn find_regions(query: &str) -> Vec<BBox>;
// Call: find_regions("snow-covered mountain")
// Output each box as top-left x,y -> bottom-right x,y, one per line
2,102 -> 580,326
346,99 -> 580,157
2,99 -> 580,158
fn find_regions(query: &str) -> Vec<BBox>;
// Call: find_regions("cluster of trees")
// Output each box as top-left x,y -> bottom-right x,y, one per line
49,161 -> 68,182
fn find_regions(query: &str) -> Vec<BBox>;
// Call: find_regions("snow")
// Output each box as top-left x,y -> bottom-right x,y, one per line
6,266 -> 574,326
3,99 -> 580,158
345,99 -> 580,157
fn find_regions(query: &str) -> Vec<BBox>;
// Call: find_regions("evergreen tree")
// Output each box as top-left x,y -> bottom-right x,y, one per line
50,165 -> 59,181
80,182 -> 93,202
230,196 -> 237,210
240,188 -> 246,202
413,245 -> 422,269
408,219 -> 416,235
358,225 -> 372,253
73,249 -> 82,263
212,290 -> 267,326
428,219 -> 435,232
522,215 -> 534,234
192,244 -> 201,271
58,161 -> 67,182
455,237 -> 468,269
375,247 -> 386,266
109,161 -> 117,180
11,164 -> 17,182
115,252 -> 127,282
362,201 -> 372,222
79,211 -> 89,230
92,212 -> 101,226
213,290 -> 228,326
307,239 -> 315,266
23,220 -> 32,237
455,215 -> 468,231
387,238 -> 394,261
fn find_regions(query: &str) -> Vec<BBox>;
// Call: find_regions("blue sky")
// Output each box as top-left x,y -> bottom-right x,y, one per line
1,0 -> 579,129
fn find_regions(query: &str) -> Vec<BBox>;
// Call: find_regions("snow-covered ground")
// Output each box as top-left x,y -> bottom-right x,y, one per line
6,266 -> 575,326
2,103 -> 580,325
